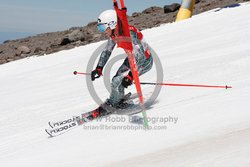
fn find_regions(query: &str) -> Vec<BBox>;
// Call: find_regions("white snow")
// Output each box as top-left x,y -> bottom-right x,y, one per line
1,3 -> 250,167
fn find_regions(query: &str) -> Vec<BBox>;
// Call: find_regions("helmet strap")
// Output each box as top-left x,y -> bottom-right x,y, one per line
111,29 -> 115,36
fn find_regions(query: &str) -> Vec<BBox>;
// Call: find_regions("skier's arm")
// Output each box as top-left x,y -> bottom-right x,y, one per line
91,39 -> 116,81
96,38 -> 116,70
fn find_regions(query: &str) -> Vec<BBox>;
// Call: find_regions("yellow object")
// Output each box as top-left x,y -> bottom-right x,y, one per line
176,0 -> 195,21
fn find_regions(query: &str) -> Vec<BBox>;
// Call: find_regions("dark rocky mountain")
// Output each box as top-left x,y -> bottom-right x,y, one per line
0,0 -> 249,65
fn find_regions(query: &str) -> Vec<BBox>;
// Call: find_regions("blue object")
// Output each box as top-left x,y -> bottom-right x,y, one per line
97,23 -> 108,33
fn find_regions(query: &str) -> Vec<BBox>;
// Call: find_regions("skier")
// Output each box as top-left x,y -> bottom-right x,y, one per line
91,9 -> 153,110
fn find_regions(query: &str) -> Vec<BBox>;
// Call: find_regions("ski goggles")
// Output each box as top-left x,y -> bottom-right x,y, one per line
97,23 -> 109,33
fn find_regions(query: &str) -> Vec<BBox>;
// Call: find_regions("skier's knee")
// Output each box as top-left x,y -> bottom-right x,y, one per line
111,75 -> 123,89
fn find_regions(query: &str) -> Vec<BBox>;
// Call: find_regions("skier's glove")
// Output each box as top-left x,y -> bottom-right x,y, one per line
91,67 -> 102,81
122,71 -> 133,88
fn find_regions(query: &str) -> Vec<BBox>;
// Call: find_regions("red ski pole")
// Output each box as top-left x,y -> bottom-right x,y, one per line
140,82 -> 232,89
73,71 -> 91,75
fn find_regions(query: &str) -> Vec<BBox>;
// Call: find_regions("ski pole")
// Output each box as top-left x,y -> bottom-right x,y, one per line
73,71 -> 91,75
140,82 -> 232,89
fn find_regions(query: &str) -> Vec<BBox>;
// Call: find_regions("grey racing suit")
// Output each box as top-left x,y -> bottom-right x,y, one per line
96,27 -> 153,106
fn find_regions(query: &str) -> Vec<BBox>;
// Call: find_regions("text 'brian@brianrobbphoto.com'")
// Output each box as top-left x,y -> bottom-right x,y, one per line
82,115 -> 178,131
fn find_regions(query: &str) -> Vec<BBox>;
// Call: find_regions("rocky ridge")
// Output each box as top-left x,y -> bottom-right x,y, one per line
0,0 -> 249,64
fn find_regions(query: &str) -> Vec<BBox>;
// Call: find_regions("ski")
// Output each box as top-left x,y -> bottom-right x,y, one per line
45,106 -> 110,137
45,91 -> 153,137
48,116 -> 80,129
45,120 -> 78,137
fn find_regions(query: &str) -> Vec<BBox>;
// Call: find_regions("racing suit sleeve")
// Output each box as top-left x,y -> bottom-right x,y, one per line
96,38 -> 116,69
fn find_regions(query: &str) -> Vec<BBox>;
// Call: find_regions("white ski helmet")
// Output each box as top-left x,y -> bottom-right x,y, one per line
97,10 -> 117,33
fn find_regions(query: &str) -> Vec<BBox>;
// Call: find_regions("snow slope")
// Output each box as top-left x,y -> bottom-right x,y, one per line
1,3 -> 250,167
